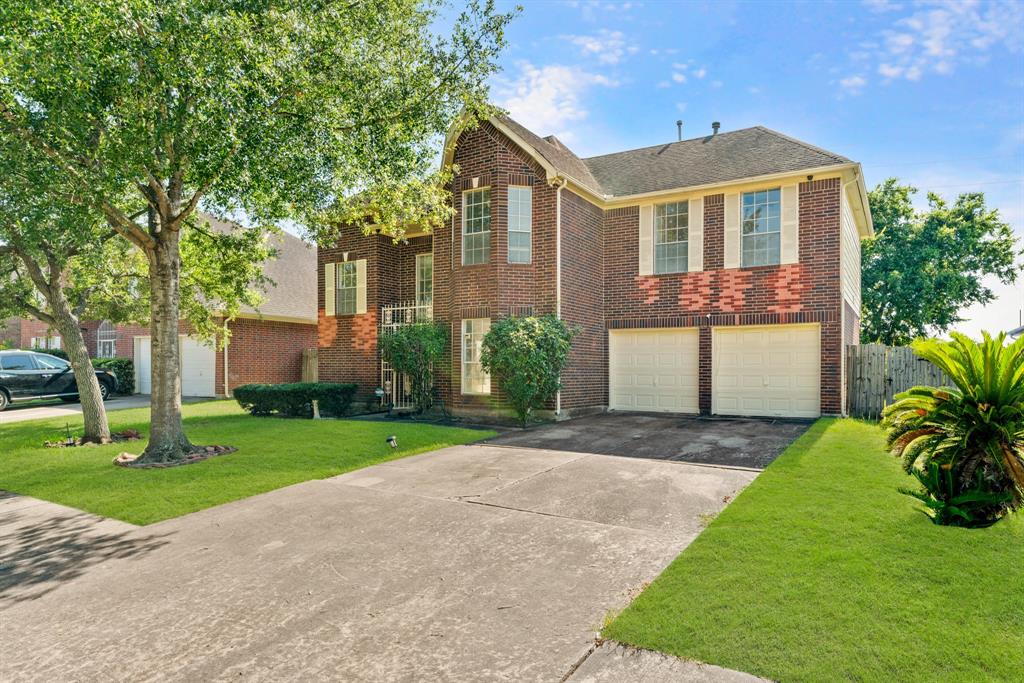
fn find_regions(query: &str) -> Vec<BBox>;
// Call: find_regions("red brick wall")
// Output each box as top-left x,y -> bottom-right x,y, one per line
560,189 -> 606,411
604,178 -> 845,414
217,317 -> 316,393
318,224 -> 397,400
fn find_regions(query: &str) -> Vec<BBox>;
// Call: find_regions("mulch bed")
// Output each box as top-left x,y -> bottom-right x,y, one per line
114,445 -> 237,469
44,429 -> 143,449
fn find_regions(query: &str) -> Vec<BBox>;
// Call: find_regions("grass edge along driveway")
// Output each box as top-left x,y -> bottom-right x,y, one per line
604,418 -> 1024,683
0,400 -> 493,525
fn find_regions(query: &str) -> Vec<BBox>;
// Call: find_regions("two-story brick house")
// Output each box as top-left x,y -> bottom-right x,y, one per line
318,115 -> 871,419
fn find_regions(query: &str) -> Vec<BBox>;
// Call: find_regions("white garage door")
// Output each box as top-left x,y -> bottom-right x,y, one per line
712,324 -> 820,418
609,328 -> 699,413
134,335 -> 216,397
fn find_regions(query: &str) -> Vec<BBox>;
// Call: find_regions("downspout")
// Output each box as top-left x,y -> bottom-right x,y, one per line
222,319 -> 230,398
552,177 -> 567,417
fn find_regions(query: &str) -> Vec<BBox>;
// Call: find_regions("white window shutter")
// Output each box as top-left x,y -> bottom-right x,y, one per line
724,193 -> 740,269
356,259 -> 367,314
324,262 -> 336,317
638,204 -> 654,276
688,197 -> 704,272
781,184 -> 800,264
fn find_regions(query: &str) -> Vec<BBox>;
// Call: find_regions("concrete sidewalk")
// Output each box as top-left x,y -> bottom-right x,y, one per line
1,445 -> 758,681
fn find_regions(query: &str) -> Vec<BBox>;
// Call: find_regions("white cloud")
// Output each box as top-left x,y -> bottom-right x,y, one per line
860,0 -> 1023,85
563,29 -> 637,65
710,80 -> 724,88
494,61 -> 617,143
675,102 -> 688,113
656,80 -> 671,88
672,72 -> 687,84
840,74 -> 868,94
693,67 -> 707,79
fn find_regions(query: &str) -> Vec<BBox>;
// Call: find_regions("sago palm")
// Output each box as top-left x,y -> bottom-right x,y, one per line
882,332 -> 1024,526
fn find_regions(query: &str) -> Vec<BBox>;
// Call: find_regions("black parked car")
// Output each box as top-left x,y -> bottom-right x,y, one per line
0,350 -> 118,411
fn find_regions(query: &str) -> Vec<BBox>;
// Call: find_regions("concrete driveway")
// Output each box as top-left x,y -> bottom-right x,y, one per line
0,443 -> 757,681
0,395 -> 215,425
485,413 -> 811,469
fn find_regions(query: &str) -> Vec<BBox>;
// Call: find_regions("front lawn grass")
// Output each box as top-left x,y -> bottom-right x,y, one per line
604,418 -> 1024,682
0,400 -> 492,525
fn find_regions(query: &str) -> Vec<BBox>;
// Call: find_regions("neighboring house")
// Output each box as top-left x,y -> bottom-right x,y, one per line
3,215 -> 318,397
1,317 -> 63,351
318,115 -> 873,419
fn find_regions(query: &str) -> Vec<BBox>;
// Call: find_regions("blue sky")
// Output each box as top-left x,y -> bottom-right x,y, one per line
482,0 -> 1024,336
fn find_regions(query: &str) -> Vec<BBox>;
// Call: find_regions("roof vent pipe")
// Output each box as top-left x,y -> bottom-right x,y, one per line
712,121 -> 721,135
676,120 -> 683,141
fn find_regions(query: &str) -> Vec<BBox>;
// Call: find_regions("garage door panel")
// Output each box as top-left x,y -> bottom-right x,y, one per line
713,324 -> 820,418
610,328 -> 699,414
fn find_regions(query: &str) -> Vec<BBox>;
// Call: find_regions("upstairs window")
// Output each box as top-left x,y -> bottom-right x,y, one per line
507,186 -> 532,264
462,188 -> 491,265
742,188 -> 781,267
654,201 -> 688,274
416,253 -> 433,307
336,262 -> 358,315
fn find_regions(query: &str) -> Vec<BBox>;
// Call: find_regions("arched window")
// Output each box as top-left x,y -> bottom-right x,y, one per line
97,321 -> 117,358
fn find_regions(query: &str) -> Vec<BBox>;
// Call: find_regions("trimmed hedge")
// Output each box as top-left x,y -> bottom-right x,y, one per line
233,382 -> 358,418
31,347 -> 68,359
92,357 -> 135,395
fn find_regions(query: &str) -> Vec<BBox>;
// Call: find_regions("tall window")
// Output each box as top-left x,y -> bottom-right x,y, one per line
507,186 -> 532,264
415,253 -> 433,307
461,318 -> 491,395
654,201 -> 689,274
336,262 -> 358,315
30,335 -> 61,350
97,320 -> 116,358
462,188 -> 491,265
741,188 -> 781,267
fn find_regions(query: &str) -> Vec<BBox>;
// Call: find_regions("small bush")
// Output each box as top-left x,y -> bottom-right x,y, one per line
92,357 -> 135,395
378,322 -> 448,414
233,382 -> 357,418
883,332 -> 1024,527
480,315 -> 577,427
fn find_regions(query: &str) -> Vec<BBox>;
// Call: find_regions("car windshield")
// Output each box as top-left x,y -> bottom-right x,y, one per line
34,354 -> 69,370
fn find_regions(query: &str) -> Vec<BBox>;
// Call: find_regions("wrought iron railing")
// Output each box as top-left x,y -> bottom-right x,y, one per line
379,302 -> 433,410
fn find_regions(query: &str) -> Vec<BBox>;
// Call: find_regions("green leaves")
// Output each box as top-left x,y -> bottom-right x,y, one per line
861,178 -> 1021,346
480,315 -> 576,427
882,332 -> 1024,527
378,321 -> 448,414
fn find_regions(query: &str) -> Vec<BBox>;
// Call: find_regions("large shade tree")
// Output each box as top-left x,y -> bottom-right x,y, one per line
0,0 -> 513,463
862,178 -> 1020,346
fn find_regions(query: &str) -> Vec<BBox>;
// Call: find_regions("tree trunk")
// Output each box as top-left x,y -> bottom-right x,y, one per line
136,228 -> 193,463
48,295 -> 111,444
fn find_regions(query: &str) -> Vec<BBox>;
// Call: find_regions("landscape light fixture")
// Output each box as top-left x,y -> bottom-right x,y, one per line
386,435 -> 398,449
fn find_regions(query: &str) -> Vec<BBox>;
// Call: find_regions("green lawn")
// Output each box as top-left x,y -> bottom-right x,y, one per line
605,418 -> 1024,682
0,400 -> 492,525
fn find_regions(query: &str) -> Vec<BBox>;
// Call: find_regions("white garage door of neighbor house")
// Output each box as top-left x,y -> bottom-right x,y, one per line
134,335 -> 216,397
609,328 -> 699,413
712,324 -> 820,419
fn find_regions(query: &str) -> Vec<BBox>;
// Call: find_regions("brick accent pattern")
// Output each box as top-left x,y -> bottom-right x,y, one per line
318,126 -> 851,418
216,317 -> 316,393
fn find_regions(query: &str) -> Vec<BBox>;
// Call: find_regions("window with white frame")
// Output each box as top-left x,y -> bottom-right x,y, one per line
461,318 -> 491,395
97,320 -> 116,358
30,335 -> 61,350
507,186 -> 532,263
415,253 -> 433,307
335,262 -> 358,315
741,188 -> 781,267
654,201 -> 689,274
462,188 -> 491,265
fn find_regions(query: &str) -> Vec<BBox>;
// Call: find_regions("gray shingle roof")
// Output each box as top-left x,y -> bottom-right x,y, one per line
495,117 -> 852,199
497,116 -> 605,196
581,126 -> 852,197
201,214 -> 317,323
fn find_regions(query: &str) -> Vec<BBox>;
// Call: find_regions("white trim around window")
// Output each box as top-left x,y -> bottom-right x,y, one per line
415,253 -> 433,306
653,200 -> 689,274
461,318 -> 491,395
462,187 -> 491,266
507,185 -> 532,264
741,188 -> 782,267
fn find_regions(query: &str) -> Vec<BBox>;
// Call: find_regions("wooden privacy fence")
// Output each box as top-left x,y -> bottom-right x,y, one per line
846,344 -> 951,420
301,348 -> 318,383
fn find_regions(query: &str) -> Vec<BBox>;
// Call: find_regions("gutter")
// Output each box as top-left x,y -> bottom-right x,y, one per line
222,319 -> 230,397
551,177 -> 567,417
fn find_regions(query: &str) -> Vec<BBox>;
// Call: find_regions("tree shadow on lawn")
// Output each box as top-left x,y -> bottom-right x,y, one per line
0,492 -> 171,609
